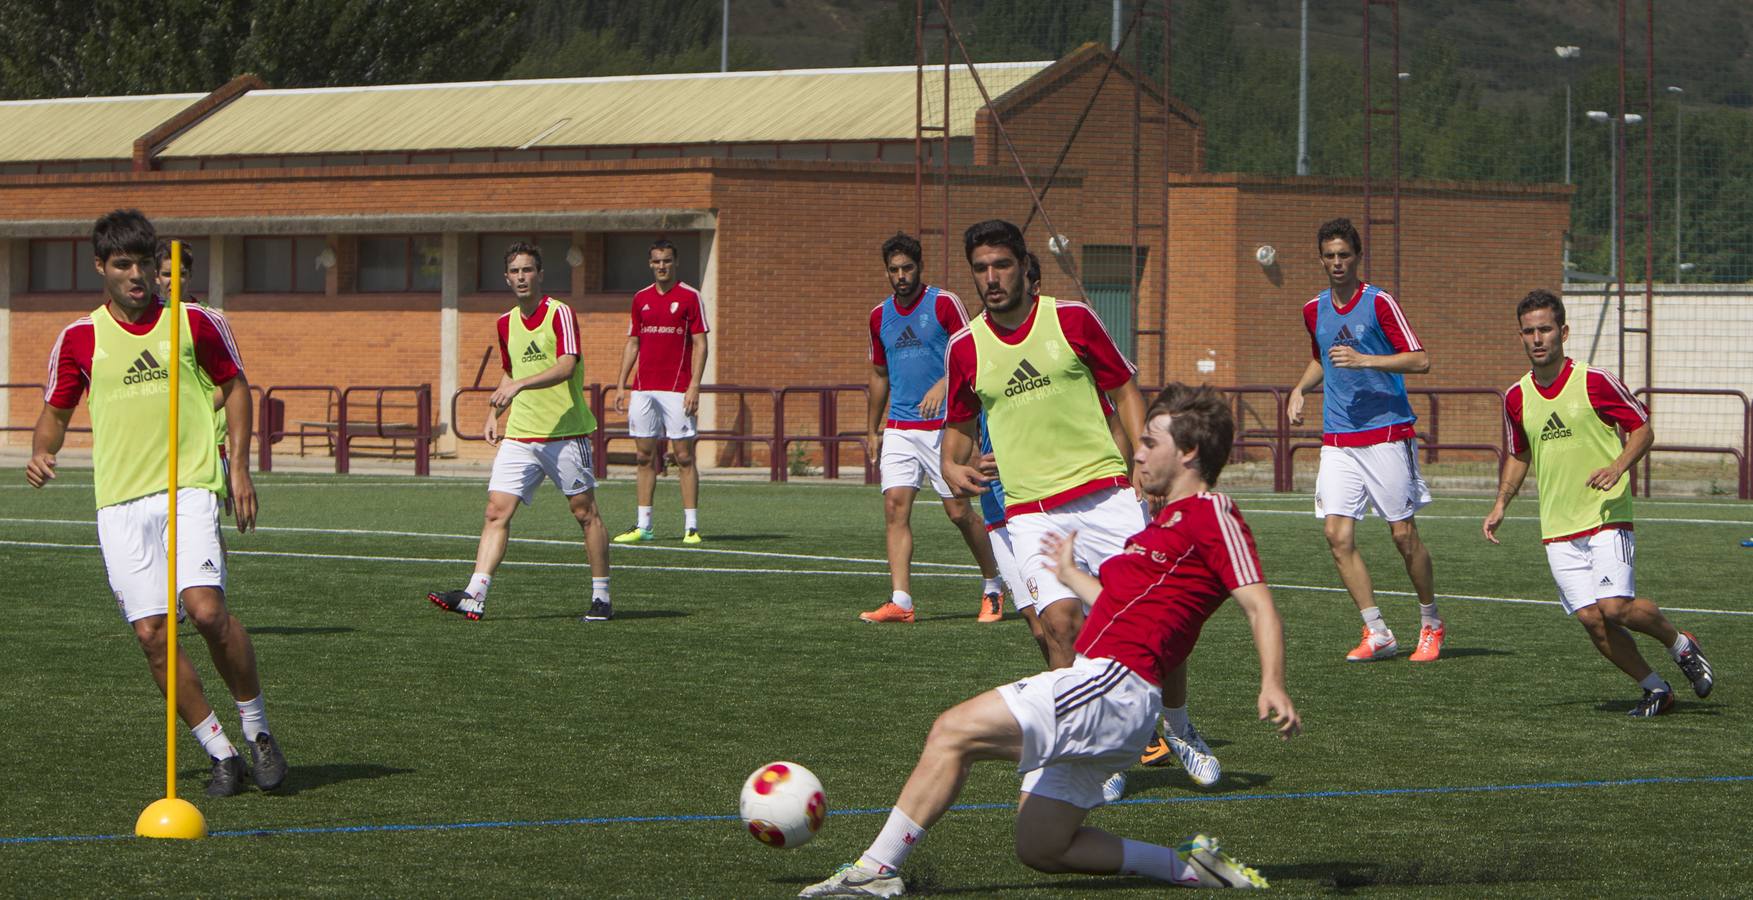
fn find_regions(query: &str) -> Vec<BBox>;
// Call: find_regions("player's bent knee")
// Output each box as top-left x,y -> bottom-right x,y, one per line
1013,831 -> 1075,873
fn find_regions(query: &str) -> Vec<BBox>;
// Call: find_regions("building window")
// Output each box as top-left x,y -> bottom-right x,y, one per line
243,237 -> 327,293
28,239 -> 103,292
601,232 -> 703,292
1081,245 -> 1147,361
478,234 -> 573,294
358,235 -> 442,292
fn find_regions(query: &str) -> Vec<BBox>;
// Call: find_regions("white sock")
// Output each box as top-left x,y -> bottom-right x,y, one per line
1120,838 -> 1198,885
1161,705 -> 1192,737
1361,606 -> 1389,636
192,712 -> 237,760
1419,603 -> 1441,628
684,508 -> 698,531
235,694 -> 270,742
637,506 -> 653,530
859,807 -> 926,873
592,577 -> 611,602
982,577 -> 1002,596
467,572 -> 492,601
890,590 -> 914,612
1668,632 -> 1692,656
1639,672 -> 1668,692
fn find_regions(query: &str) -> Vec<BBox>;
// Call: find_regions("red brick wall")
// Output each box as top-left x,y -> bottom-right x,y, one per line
4,159 -> 1568,468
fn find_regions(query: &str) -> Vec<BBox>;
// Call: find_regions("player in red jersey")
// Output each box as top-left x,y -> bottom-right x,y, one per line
801,383 -> 1299,897
610,238 -> 710,544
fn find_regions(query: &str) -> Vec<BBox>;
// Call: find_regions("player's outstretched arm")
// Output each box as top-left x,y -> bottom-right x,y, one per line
1041,531 -> 1102,607
1484,450 -> 1531,544
220,374 -> 258,532
1329,346 -> 1429,374
1589,422 -> 1653,491
940,418 -> 989,496
25,404 -> 73,488
866,365 -> 889,458
1287,359 -> 1324,425
612,337 -> 639,413
1230,583 -> 1301,739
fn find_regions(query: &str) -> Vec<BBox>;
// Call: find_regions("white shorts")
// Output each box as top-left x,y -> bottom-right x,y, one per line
628,390 -> 697,440
1004,487 -> 1148,615
997,656 -> 1161,809
987,525 -> 1029,610
488,437 -> 597,505
1545,528 -> 1636,615
96,488 -> 227,624
1314,439 -> 1432,523
879,427 -> 952,499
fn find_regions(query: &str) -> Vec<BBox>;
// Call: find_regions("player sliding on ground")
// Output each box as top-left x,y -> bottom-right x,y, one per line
1484,290 -> 1714,717
861,232 -> 1003,624
1289,217 -> 1445,663
428,241 -> 613,622
801,383 -> 1300,898
942,220 -> 1218,801
26,209 -> 287,796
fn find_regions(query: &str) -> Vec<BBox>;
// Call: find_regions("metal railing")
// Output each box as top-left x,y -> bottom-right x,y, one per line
778,384 -> 876,483
257,386 -> 340,473
1633,388 -> 1750,500
0,383 -> 90,435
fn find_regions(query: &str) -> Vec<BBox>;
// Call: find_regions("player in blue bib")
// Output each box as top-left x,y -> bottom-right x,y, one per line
862,232 -> 1002,624
1289,217 -> 1443,664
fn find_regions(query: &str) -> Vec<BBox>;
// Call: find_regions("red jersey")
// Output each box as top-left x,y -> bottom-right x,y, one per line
47,302 -> 242,409
867,288 -> 969,367
945,298 -> 1135,424
1503,359 -> 1648,455
1076,493 -> 1265,686
1301,284 -> 1422,361
497,296 -> 580,374
629,282 -> 708,392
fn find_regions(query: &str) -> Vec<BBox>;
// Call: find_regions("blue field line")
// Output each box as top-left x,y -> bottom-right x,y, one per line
3,774 -> 1748,846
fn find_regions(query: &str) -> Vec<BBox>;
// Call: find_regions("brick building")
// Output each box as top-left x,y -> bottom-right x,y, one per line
0,45 -> 1568,464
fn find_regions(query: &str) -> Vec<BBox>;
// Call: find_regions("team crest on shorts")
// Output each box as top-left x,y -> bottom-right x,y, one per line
1025,577 -> 1040,600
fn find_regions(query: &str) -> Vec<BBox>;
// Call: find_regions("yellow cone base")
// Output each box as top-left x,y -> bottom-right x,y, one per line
136,797 -> 207,840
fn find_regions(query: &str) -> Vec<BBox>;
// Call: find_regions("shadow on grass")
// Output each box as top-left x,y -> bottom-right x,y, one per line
1127,768 -> 1274,795
662,533 -> 790,543
1259,853 -> 1556,892
499,609 -> 692,622
1592,698 -> 1719,716
178,762 -> 414,797
1425,646 -> 1514,659
246,626 -> 356,637
770,863 -> 1158,895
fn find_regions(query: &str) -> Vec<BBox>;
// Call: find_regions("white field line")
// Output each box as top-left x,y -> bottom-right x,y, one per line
6,538 -> 1751,618
0,517 -> 976,569
1231,507 -> 1753,527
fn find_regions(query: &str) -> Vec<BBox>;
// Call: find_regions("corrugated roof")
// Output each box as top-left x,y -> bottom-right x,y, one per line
0,93 -> 204,162
159,62 -> 1051,158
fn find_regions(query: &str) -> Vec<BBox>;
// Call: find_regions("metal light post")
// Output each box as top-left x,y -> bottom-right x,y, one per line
721,0 -> 729,72
1667,84 -> 1684,282
1297,0 -> 1310,175
1587,109 -> 1643,282
1556,46 -> 1581,272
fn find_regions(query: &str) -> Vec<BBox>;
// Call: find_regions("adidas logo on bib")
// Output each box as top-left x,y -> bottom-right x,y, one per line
122,349 -> 168,386
894,325 -> 922,350
1004,359 -> 1052,397
1539,412 -> 1572,442
520,340 -> 546,364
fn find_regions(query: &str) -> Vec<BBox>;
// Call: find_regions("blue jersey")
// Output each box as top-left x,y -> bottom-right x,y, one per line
977,412 -> 1007,527
1307,284 -> 1419,437
873,286 -> 958,426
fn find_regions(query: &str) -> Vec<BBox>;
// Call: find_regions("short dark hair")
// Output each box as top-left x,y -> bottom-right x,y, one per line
1145,383 -> 1235,486
154,239 -> 194,274
1516,288 -> 1566,328
963,219 -> 1028,264
93,209 -> 157,264
504,240 -> 542,272
881,232 -> 922,268
1024,252 -> 1041,289
1317,217 -> 1362,255
649,237 -> 677,258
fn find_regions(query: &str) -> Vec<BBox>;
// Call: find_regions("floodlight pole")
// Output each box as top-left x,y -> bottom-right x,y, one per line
1297,0 -> 1309,175
721,0 -> 729,73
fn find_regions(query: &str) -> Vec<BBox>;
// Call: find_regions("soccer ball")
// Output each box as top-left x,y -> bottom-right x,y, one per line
739,761 -> 827,849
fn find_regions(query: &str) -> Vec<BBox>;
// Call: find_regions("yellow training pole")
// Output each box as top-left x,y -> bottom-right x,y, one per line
137,241 -> 206,839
